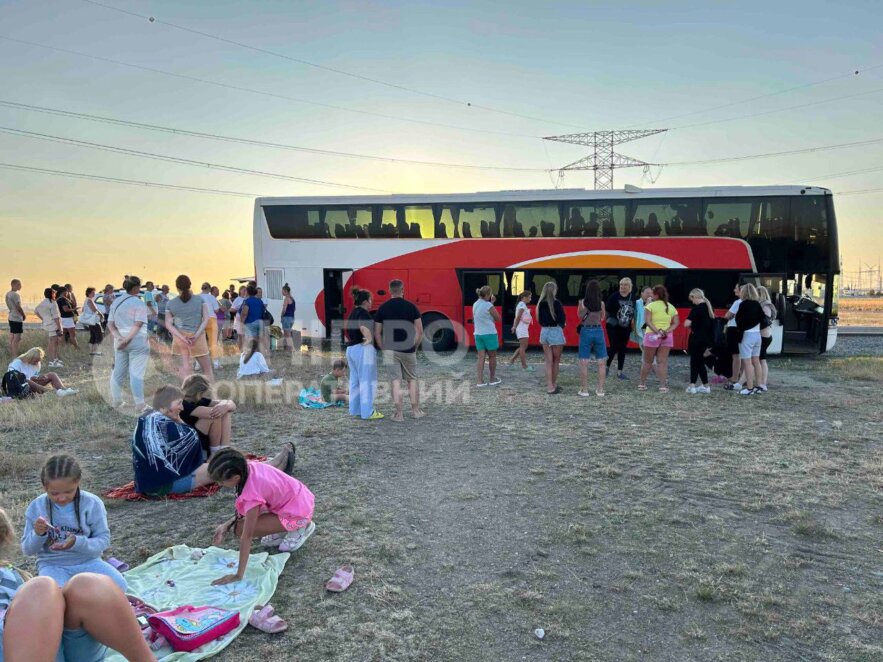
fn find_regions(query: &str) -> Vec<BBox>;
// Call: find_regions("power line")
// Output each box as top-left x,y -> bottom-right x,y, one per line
0,125 -> 391,192
0,34 -> 536,139
834,187 -> 883,196
664,136 -> 883,166
0,162 -> 260,196
78,0 -> 589,131
0,99 -> 548,172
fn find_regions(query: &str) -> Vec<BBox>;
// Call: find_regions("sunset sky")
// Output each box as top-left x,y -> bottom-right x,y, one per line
1,0 -> 882,302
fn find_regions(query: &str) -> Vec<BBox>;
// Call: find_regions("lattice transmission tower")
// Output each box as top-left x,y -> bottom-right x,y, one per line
544,129 -> 667,190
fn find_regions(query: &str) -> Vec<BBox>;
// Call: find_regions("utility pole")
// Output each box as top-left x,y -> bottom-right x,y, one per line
543,129 -> 667,190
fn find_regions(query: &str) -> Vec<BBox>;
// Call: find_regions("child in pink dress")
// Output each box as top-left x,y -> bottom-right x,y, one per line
209,448 -> 315,585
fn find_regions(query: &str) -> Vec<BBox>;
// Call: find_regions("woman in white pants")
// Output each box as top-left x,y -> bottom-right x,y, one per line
107,275 -> 150,409
344,288 -> 383,420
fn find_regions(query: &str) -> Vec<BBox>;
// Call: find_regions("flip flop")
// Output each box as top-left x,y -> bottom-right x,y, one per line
283,442 -> 296,476
325,565 -> 354,592
249,604 -> 287,634
108,557 -> 130,572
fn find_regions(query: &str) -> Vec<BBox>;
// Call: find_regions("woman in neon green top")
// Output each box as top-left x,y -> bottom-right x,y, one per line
638,285 -> 679,392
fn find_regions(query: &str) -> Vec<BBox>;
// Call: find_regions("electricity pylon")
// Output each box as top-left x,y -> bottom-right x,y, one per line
544,129 -> 667,190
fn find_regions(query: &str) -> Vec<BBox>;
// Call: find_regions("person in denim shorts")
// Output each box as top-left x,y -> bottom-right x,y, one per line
577,279 -> 608,397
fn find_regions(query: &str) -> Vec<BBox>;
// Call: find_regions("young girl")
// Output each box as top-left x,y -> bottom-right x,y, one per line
1,508 -> 154,662
472,286 -> 501,387
21,454 -> 127,592
210,448 -> 315,585
577,279 -> 607,397
508,290 -> 534,371
181,374 -> 237,456
537,281 -> 566,394
7,347 -> 78,396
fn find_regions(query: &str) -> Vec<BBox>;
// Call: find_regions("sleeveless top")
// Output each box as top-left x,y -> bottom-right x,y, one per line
282,298 -> 296,318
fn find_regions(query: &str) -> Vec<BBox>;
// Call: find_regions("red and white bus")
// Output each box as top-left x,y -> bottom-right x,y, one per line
253,186 -> 840,354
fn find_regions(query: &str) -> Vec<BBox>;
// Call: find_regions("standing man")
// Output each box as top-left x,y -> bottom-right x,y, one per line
374,279 -> 425,422
155,284 -> 170,341
200,282 -> 222,369
35,287 -> 64,367
5,279 -> 25,356
143,281 -> 157,334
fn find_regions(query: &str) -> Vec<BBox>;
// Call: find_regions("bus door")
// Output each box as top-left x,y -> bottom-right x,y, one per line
739,273 -> 790,354
323,268 -> 353,341
502,270 -> 526,343
461,270 -> 506,344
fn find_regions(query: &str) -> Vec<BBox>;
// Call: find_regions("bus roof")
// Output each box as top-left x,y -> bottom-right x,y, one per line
257,185 -> 832,207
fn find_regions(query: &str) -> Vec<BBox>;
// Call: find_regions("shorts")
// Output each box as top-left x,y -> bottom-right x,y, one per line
578,325 -> 608,360
279,514 -> 312,532
8,320 -> 22,334
474,333 -> 499,352
760,335 -> 773,360
539,326 -> 566,346
61,318 -> 76,330
281,316 -> 295,331
726,326 -> 739,355
88,324 -> 103,345
171,331 -> 210,357
244,320 -> 263,338
515,324 -> 530,340
643,331 -> 673,349
0,612 -> 106,662
387,350 -> 417,381
44,326 -> 62,337
739,332 -> 762,359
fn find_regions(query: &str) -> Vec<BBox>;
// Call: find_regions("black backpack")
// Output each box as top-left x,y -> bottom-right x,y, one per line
262,309 -> 275,326
2,369 -> 32,399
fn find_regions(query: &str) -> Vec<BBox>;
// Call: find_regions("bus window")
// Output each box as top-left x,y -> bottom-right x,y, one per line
325,206 -> 372,238
402,206 -> 434,239
264,206 -> 326,238
435,205 -> 457,238
462,271 -> 504,304
458,205 -> 499,239
790,196 -> 828,247
501,203 -> 559,238
702,198 -> 755,239
629,199 -> 704,237
563,202 -> 626,237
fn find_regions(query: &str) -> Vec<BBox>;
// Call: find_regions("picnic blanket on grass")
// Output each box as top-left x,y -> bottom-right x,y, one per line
299,387 -> 343,409
106,544 -> 290,662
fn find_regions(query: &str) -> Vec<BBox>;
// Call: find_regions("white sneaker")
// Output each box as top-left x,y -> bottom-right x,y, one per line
213,359 -> 221,369
739,388 -> 754,396
56,388 -> 75,397
267,378 -> 283,386
686,386 -> 698,394
577,390 -> 590,397
757,384 -> 768,392
697,385 -> 711,394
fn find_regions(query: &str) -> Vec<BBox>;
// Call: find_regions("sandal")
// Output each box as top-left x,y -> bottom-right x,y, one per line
108,557 -> 130,573
659,386 -> 669,393
249,604 -> 287,633
637,384 -> 648,391
260,533 -> 285,548
278,521 -> 316,553
325,565 -> 355,592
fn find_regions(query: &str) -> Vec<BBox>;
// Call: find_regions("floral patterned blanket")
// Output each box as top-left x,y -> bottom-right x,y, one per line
106,545 -> 290,661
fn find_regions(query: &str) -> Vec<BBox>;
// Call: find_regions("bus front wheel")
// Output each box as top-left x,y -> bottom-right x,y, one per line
422,313 -> 456,352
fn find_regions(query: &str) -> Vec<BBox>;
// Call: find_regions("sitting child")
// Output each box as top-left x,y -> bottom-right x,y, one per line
237,339 -> 273,380
320,359 -> 349,404
21,454 -> 127,592
181,374 -> 237,457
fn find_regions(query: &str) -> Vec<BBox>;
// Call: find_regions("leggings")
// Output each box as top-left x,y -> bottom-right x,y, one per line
688,341 -> 709,385
606,324 -> 631,371
38,558 -> 128,593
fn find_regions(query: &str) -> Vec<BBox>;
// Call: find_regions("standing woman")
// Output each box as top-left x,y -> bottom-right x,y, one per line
605,277 -> 635,379
638,285 -> 679,392
167,274 -> 213,382
757,286 -> 777,392
281,283 -> 296,350
684,288 -> 715,393
101,284 -> 115,333
537,281 -> 566,395
735,283 -> 764,396
723,282 -> 743,390
81,287 -> 104,356
508,290 -> 534,371
345,287 -> 383,420
219,289 -> 233,341
34,287 -> 64,368
577,279 -> 607,397
56,287 -> 79,349
472,285 -> 502,386
232,285 -> 247,350
107,275 -> 150,409
212,285 -> 227,347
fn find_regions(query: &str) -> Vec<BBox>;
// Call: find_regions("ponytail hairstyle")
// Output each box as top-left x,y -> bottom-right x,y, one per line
40,454 -> 83,531
122,274 -> 141,294
689,288 -> 714,319
740,283 -> 759,302
208,448 -> 250,498
282,283 -> 291,295
538,281 -> 558,320
583,279 -> 602,312
0,508 -> 31,581
475,285 -> 492,301
181,374 -> 212,403
757,285 -> 772,304
352,287 -> 371,307
518,290 -> 532,302
175,274 -> 193,302
652,285 -> 670,313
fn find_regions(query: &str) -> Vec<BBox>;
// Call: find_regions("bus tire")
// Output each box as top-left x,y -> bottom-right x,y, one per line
422,313 -> 456,352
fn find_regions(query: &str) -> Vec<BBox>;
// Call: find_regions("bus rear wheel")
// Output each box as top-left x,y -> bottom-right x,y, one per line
422,313 -> 456,352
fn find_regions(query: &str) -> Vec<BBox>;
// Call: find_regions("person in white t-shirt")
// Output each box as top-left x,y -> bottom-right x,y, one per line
107,275 -> 150,409
722,282 -> 743,390
231,285 -> 247,351
7,347 -> 77,396
508,291 -> 534,371
5,278 -> 26,356
200,282 -> 222,369
34,287 -> 64,368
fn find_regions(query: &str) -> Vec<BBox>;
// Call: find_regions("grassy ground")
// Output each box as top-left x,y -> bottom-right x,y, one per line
0,331 -> 880,661
838,297 -> 883,327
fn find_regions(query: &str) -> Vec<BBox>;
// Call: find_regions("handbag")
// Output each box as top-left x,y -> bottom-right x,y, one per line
606,316 -> 619,328
147,605 -> 240,652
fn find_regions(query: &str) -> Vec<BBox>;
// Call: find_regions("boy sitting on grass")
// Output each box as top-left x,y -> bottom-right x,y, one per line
320,359 -> 348,405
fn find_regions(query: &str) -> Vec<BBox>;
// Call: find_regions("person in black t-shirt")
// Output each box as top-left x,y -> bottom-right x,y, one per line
56,288 -> 80,349
684,289 -> 715,393
344,288 -> 383,420
180,374 -> 237,455
605,277 -> 636,379
374,279 -> 424,422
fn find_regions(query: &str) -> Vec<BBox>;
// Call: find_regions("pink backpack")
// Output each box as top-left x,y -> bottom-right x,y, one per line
147,605 -> 240,652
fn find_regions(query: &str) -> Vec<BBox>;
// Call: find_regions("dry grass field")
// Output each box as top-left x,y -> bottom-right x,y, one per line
838,297 -> 883,327
0,331 -> 881,661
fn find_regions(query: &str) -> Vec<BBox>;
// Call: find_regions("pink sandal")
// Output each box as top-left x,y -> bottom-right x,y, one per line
325,565 -> 354,592
249,604 -> 287,633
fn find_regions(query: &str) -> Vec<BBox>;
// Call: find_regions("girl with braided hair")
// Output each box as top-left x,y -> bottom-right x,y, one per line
21,454 -> 127,592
